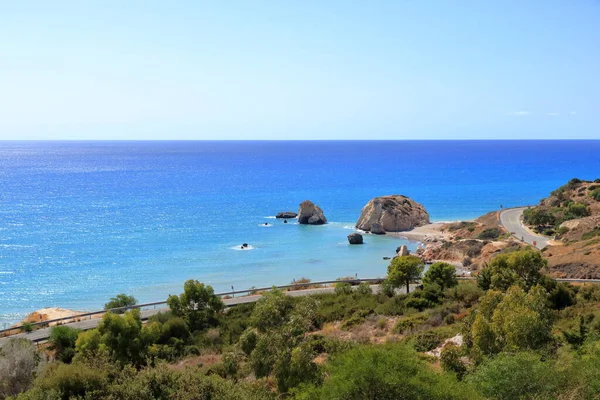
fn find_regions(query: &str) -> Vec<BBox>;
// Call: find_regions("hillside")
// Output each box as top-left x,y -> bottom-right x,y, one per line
420,178 -> 600,278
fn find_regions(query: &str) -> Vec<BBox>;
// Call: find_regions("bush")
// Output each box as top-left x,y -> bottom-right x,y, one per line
293,344 -> 476,399
356,282 -> 372,295
104,293 -> 137,311
375,295 -> 407,316
478,228 -> 501,240
413,331 -> 441,352
333,282 -> 353,296
582,228 -> 600,240
447,282 -> 483,307
467,352 -> 565,400
590,188 -> 600,201
21,322 -> 33,333
0,338 -> 42,398
37,362 -> 108,400
49,326 -> 80,363
440,344 -> 467,379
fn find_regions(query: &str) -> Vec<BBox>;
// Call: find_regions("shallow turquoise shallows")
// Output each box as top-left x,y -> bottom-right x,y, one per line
1,140 -> 599,325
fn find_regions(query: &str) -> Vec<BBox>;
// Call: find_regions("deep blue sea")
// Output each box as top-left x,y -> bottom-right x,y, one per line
1,140 -> 599,326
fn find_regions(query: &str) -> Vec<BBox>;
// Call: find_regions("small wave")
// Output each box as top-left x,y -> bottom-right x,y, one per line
264,216 -> 276,219
258,223 -> 272,227
0,271 -> 14,275
230,244 -> 256,251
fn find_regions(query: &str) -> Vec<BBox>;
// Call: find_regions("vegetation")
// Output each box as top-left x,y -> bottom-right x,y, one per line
103,293 -> 137,311
6,247 -> 600,400
387,255 -> 424,293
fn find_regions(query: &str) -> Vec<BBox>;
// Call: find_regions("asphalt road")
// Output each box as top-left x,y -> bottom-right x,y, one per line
0,284 -> 398,347
499,207 -> 550,249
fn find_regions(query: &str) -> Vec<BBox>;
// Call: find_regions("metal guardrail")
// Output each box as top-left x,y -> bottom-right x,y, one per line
3,275 -> 600,338
0,278 -> 385,337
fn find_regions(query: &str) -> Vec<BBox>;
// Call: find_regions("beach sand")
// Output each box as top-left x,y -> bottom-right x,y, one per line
388,223 -> 450,242
20,307 -> 83,325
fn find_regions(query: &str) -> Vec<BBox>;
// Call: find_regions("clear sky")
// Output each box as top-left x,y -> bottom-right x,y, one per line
0,1 -> 598,140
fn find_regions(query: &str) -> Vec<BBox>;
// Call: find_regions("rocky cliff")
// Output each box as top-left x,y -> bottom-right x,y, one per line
356,195 -> 430,233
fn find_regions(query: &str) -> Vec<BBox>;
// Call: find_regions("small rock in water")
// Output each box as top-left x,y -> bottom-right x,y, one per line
383,256 -> 391,260
276,211 -> 298,219
242,243 -> 248,249
283,220 -> 288,224
347,233 -> 364,245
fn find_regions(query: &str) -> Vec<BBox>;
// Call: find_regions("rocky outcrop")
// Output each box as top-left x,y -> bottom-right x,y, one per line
396,245 -> 410,257
370,223 -> 385,234
347,233 -> 363,245
356,195 -> 430,233
276,211 -> 297,219
298,200 -> 327,225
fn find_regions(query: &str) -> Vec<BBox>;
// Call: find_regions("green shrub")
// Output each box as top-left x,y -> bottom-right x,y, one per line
293,344 -> 476,399
467,352 -> 565,400
21,322 -> 34,333
375,295 -> 407,316
447,282 -> 483,307
334,282 -> 353,296
37,362 -> 108,400
393,314 -> 427,334
590,188 -> 600,201
440,344 -> 467,379
478,228 -> 501,240
413,331 -> 441,352
355,282 -> 372,295
49,326 -> 80,363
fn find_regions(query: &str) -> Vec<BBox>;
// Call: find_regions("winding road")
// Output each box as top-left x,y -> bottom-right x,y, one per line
499,207 -> 550,249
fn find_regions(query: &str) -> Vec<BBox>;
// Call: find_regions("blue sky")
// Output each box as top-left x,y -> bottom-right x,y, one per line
0,1 -> 598,140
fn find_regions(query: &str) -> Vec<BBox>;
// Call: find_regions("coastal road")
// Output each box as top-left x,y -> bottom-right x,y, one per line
0,284 -> 405,347
499,207 -> 550,249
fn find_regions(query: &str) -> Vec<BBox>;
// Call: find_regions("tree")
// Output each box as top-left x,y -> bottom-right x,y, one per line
468,285 -> 553,357
49,326 -> 80,363
167,280 -> 224,331
104,293 -> 137,312
477,249 -> 546,292
423,262 -> 457,290
387,255 -> 425,293
523,207 -> 555,228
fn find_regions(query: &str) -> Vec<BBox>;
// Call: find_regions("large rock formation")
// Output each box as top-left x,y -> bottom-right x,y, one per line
276,211 -> 297,219
356,195 -> 430,233
347,233 -> 364,244
298,200 -> 327,225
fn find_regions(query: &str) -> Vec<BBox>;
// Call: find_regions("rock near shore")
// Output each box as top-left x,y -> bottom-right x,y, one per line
356,195 -> 430,233
298,200 -> 327,225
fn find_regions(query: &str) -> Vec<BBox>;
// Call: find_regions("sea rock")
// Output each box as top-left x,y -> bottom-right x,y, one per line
347,233 -> 364,245
298,200 -> 327,225
276,211 -> 297,219
396,245 -> 410,257
356,195 -> 430,233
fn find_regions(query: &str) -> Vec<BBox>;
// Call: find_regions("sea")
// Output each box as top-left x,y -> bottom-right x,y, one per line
1,140 -> 599,326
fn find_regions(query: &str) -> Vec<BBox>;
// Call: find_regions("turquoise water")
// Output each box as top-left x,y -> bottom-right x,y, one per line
1,140 -> 599,325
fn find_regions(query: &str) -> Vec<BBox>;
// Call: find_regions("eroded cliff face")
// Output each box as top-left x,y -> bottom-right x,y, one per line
356,195 -> 430,233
